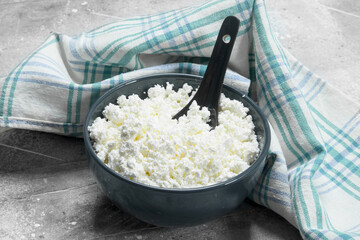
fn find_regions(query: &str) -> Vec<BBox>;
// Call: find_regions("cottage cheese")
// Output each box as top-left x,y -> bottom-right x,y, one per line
88,83 -> 259,188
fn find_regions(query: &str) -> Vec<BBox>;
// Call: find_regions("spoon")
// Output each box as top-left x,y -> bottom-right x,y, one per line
172,16 -> 240,129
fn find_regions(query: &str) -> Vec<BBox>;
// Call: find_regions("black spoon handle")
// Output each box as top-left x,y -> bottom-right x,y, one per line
193,16 -> 240,110
172,16 -> 240,128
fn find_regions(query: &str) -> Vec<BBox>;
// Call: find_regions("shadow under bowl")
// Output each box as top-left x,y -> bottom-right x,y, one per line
83,73 -> 271,227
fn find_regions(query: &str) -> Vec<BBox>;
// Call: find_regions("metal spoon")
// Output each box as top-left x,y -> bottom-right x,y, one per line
172,16 -> 240,129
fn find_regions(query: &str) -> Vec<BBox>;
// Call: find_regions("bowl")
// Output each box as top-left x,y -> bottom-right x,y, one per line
83,73 -> 270,227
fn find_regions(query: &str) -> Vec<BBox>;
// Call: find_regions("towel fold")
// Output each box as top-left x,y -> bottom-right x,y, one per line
1,0 -> 359,238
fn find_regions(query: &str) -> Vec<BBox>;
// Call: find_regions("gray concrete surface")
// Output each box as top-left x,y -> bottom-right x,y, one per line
267,0 -> 360,104
1,0 -> 360,239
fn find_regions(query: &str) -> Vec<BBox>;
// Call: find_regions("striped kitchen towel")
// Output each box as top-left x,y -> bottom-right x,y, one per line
1,0 -> 359,239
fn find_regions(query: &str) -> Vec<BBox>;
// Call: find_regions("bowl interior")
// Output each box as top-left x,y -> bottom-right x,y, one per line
84,73 -> 270,191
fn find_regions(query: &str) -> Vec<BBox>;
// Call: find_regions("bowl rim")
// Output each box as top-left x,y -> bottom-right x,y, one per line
83,73 -> 271,193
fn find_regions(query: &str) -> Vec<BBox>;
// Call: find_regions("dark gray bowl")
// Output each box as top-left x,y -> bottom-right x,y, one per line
83,73 -> 270,227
